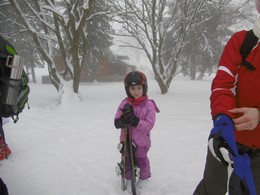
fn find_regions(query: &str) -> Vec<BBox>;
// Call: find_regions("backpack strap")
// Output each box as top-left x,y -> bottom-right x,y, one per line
0,53 -> 7,58
239,30 -> 258,71
0,36 -> 17,59
0,36 -> 8,59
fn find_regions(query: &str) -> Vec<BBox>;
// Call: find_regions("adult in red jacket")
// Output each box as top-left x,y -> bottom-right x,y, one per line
194,17 -> 260,194
211,28 -> 260,148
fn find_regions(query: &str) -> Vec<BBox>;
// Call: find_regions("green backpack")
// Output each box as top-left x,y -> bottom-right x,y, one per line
0,36 -> 30,123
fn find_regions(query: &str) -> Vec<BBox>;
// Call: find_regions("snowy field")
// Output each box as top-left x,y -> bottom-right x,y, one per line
0,75 -> 214,195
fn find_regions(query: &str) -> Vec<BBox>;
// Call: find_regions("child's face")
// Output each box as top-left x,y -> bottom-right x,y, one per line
129,85 -> 143,98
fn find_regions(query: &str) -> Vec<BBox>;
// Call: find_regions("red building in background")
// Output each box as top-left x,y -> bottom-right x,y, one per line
43,54 -> 136,84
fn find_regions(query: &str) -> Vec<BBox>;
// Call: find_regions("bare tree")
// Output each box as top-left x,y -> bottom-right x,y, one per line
110,0 -> 207,94
189,0 -> 256,80
0,1 -> 38,83
8,0 -> 104,97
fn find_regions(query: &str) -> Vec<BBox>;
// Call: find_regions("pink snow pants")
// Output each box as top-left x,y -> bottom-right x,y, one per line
126,147 -> 151,180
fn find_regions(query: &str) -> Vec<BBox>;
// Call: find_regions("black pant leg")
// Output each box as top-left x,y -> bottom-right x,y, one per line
0,178 -> 9,195
250,154 -> 260,194
193,148 -> 227,195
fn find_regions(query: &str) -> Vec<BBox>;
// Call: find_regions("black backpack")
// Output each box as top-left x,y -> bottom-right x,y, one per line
239,29 -> 258,71
0,36 -> 30,123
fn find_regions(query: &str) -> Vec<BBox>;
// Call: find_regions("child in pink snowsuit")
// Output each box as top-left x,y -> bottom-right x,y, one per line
114,71 -> 159,184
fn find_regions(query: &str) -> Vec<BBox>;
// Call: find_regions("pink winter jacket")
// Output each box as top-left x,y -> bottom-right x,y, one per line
114,98 -> 160,148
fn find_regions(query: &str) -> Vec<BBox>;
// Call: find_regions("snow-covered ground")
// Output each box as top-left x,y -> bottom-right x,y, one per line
0,76 -> 213,195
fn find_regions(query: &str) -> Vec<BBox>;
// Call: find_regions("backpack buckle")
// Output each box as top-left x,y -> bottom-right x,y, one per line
6,55 -> 24,79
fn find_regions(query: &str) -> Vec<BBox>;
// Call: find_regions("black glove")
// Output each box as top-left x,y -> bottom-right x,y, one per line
120,114 -> 130,126
122,104 -> 134,119
114,104 -> 135,129
114,115 -> 129,129
122,104 -> 139,127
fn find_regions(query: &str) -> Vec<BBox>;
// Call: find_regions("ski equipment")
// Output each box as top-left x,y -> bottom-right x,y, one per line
115,140 -> 127,191
124,71 -> 148,98
126,126 -> 137,195
239,29 -> 258,71
0,36 -> 30,123
115,127 -> 139,195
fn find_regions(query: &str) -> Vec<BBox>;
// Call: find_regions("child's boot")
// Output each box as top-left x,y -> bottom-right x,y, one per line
0,137 -> 11,160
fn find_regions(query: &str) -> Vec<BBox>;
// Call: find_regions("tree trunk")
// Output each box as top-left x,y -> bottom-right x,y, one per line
155,76 -> 168,94
48,67 -> 60,91
30,63 -> 36,83
197,67 -> 207,80
190,66 -> 196,80
73,63 -> 80,94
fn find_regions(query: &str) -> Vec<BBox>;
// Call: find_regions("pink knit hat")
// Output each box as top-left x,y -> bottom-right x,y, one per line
256,0 -> 260,13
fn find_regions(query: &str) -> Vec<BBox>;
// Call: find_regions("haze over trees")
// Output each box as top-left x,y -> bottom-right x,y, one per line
0,0 -> 256,98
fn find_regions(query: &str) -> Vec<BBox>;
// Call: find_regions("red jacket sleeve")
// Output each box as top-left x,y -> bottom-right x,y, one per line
210,31 -> 247,119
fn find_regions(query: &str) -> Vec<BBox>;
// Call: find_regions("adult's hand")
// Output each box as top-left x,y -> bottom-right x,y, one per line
229,107 -> 260,130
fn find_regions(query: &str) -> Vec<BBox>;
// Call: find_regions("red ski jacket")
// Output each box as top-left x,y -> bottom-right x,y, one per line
211,30 -> 260,149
